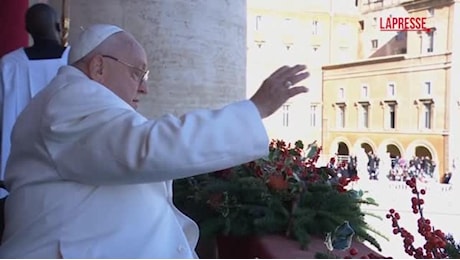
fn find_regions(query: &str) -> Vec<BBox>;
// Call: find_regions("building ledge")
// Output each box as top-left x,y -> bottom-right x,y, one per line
322,54 -> 406,70
322,52 -> 452,72
418,98 -> 435,104
356,100 -> 371,106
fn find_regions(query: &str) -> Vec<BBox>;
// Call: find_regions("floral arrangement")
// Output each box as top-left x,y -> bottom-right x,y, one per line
173,140 -> 386,255
386,177 -> 460,259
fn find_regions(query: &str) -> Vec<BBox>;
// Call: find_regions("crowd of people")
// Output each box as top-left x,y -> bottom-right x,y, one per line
327,151 -> 437,182
388,155 -> 437,181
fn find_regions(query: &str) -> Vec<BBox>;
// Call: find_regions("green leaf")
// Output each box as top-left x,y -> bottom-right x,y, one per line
364,197 -> 378,205
295,140 -> 304,149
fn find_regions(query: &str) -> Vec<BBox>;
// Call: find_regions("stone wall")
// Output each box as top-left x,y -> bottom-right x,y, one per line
65,0 -> 247,118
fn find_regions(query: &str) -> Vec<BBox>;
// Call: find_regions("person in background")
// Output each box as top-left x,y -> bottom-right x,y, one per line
0,3 -> 69,184
0,24 -> 310,258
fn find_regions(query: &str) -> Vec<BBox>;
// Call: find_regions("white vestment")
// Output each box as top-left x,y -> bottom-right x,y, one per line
0,65 -> 269,258
0,47 -> 70,182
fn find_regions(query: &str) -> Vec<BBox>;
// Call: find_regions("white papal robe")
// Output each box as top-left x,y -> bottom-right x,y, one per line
0,65 -> 269,258
0,47 -> 70,184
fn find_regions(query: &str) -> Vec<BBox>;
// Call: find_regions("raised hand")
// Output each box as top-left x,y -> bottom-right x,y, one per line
250,64 -> 310,119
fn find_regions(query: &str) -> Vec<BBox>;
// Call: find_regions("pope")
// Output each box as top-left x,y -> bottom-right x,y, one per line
0,24 -> 310,258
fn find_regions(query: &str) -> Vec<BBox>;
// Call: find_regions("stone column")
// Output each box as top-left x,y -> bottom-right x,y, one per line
67,0 -> 247,118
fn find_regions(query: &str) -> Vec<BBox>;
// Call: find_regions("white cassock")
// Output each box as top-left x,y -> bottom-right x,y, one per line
0,47 -> 70,183
0,65 -> 269,258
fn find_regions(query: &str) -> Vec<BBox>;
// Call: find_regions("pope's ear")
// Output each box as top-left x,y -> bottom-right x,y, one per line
87,55 -> 104,81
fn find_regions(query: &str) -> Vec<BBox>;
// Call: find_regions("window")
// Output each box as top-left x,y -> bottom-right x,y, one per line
427,7 -> 434,17
388,104 -> 396,129
255,15 -> 262,31
387,83 -> 396,97
371,39 -> 378,49
337,105 -> 346,128
337,23 -> 350,38
312,20 -> 319,35
419,34 -> 424,54
310,45 -> 322,66
361,85 -> 369,98
337,24 -> 351,49
427,29 -> 434,53
359,20 -> 365,30
310,104 -> 318,127
360,104 -> 370,128
282,105 -> 289,127
424,81 -> 432,95
423,103 -> 432,129
338,87 -> 345,100
338,47 -> 351,62
284,18 -> 293,33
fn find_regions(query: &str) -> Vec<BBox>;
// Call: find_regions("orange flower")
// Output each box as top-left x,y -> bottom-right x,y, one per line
268,175 -> 289,191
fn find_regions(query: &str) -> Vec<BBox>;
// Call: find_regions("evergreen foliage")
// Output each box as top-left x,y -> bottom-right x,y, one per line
173,140 -> 385,253
445,234 -> 460,259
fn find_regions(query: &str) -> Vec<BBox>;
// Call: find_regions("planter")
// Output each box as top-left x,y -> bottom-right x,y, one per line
195,236 -> 218,259
216,234 -> 385,259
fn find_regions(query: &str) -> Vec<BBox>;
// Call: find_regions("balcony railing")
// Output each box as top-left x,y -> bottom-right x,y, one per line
360,0 -> 407,12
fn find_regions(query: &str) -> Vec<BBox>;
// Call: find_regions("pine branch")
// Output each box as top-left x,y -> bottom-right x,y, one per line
361,211 -> 383,220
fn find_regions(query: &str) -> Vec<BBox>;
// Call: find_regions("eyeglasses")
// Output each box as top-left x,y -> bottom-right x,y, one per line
102,55 -> 149,85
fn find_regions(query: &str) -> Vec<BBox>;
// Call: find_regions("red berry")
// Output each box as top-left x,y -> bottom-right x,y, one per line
395,213 -> 400,220
413,209 -> 419,214
420,189 -> 426,194
393,228 -> 399,234
439,241 -> 447,248
389,208 -> 395,214
434,229 -> 443,236
386,214 -> 391,219
349,248 -> 358,256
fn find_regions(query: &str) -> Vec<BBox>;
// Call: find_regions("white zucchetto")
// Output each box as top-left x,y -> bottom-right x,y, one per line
68,24 -> 124,64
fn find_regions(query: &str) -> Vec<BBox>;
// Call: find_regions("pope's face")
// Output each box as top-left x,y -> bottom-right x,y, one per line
101,36 -> 149,109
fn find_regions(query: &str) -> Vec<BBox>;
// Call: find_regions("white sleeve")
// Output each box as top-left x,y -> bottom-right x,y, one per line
43,92 -> 269,185
0,60 -> 5,173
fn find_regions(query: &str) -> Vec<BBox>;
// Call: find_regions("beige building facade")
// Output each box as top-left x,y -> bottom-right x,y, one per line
322,0 -> 460,179
246,0 -> 360,146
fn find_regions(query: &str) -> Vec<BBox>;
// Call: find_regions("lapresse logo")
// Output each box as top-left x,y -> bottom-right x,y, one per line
379,17 -> 430,32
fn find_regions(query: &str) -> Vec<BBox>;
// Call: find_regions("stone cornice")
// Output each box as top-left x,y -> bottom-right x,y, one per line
326,129 -> 447,135
322,54 -> 406,70
322,53 -> 452,80
401,0 -> 454,10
